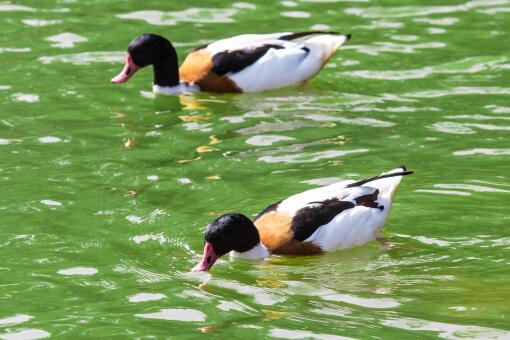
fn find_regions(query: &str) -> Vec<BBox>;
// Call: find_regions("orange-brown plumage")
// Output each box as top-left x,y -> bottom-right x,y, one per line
179,50 -> 241,93
254,211 -> 322,255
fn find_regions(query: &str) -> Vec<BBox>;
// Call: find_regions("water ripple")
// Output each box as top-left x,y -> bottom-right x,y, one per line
281,11 -> 311,18
116,8 -> 239,25
269,328 -> 354,340
213,279 -> 286,306
300,113 -> 395,127
128,293 -> 167,303
45,32 -> 87,48
38,51 -> 124,65
245,135 -> 295,146
435,183 -> 510,193
22,19 -> 62,26
413,17 -> 459,25
0,314 -> 32,326
345,0 -> 509,18
345,42 -> 446,56
0,329 -> 51,340
381,316 -> 510,339
258,149 -> 369,164
0,4 -> 35,12
416,189 -> 471,196
11,93 -> 39,103
453,148 -> 510,156
136,309 -> 206,322
57,267 -> 98,276
0,48 -> 31,53
432,121 -> 510,134
405,86 -> 510,98
345,57 -> 507,80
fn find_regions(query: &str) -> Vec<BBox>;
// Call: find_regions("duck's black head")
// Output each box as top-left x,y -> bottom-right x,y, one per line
111,33 -> 179,87
192,213 -> 260,272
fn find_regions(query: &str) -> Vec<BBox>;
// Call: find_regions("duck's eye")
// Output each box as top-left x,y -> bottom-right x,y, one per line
206,256 -> 212,264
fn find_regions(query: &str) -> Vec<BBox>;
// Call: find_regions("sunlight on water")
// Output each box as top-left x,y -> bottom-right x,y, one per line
381,317 -> 510,339
135,309 -> 206,322
117,7 -> 243,25
1,0 -> 510,338
45,32 -> 88,48
0,329 -> 51,340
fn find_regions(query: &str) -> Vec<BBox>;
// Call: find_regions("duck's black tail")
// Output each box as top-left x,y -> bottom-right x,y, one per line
346,166 -> 413,188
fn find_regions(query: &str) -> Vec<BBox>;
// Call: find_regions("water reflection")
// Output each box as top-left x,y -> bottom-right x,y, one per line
128,293 -> 166,303
116,7 -> 242,25
453,148 -> 510,156
0,4 -> 35,11
345,0 -> 508,18
57,267 -> 98,275
269,328 -> 354,340
0,314 -> 32,326
39,51 -> 124,65
136,308 -> 206,322
45,32 -> 87,48
381,316 -> 510,339
0,329 -> 51,340
22,19 -> 62,26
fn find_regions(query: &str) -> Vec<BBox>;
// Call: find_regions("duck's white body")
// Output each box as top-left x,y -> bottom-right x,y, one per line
201,32 -> 350,92
177,31 -> 351,93
235,167 -> 410,259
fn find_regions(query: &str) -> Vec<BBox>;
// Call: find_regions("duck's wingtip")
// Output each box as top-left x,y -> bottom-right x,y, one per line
345,33 -> 352,41
398,165 -> 414,175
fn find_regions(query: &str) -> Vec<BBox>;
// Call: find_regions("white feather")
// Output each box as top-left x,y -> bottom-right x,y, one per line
153,83 -> 199,95
205,32 -> 350,92
230,243 -> 270,260
305,206 -> 386,251
279,167 -> 407,251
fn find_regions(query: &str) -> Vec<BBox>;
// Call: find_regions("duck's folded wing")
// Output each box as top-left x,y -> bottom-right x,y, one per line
211,43 -> 288,76
291,199 -> 356,241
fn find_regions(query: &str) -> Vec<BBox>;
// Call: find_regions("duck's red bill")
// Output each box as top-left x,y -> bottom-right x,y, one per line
192,243 -> 219,272
111,54 -> 140,84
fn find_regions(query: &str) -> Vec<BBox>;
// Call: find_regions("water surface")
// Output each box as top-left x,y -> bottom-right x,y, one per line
1,0 -> 509,338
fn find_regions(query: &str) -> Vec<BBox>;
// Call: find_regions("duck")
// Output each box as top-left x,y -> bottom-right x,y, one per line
111,31 -> 351,94
192,166 -> 413,272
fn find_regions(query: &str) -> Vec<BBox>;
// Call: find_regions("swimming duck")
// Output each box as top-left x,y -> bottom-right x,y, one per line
193,167 -> 413,272
111,31 -> 351,94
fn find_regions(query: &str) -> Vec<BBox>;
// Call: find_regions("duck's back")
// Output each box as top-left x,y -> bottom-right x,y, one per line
253,167 -> 412,253
179,32 -> 351,93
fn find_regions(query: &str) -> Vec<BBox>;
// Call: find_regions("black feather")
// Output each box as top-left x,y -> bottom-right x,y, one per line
212,44 -> 284,76
291,199 -> 355,241
279,31 -> 351,41
346,170 -> 414,188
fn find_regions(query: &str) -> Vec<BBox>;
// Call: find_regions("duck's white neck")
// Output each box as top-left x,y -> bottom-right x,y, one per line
153,83 -> 200,95
230,243 -> 270,260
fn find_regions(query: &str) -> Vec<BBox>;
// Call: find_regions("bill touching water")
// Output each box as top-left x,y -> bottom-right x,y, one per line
1,0 -> 510,338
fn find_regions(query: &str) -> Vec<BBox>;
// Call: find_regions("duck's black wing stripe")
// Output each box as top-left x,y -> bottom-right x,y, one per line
291,199 -> 355,241
212,44 -> 284,76
254,200 -> 283,222
346,170 -> 414,188
279,31 -> 351,41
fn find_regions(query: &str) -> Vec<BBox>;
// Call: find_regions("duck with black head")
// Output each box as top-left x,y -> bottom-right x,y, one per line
111,31 -> 352,95
192,167 -> 413,272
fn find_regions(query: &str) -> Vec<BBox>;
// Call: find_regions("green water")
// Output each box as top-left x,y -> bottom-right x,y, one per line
1,0 -> 510,338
